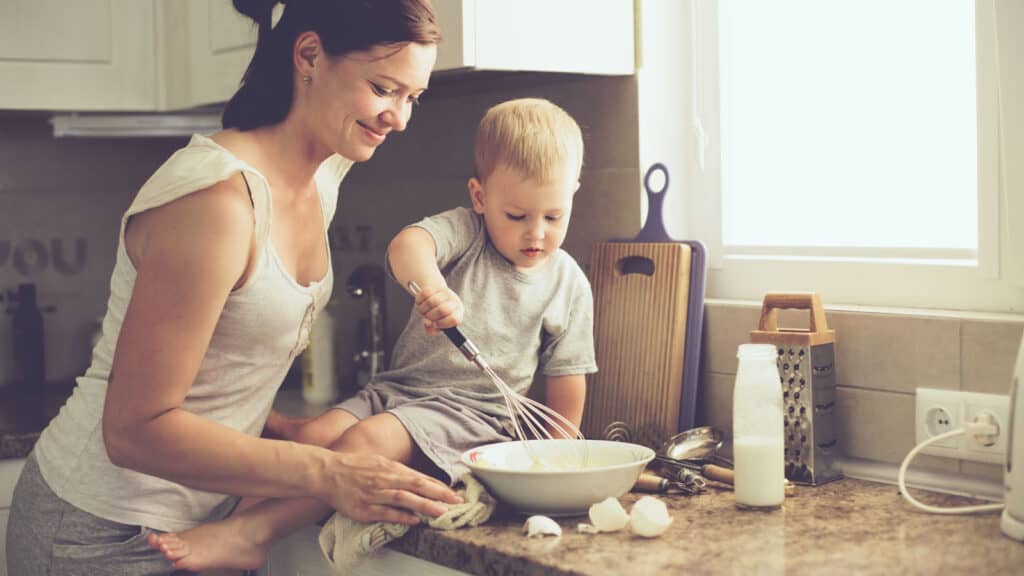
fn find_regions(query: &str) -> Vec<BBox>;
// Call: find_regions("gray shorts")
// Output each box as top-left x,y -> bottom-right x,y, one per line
336,386 -> 514,484
6,452 -> 180,576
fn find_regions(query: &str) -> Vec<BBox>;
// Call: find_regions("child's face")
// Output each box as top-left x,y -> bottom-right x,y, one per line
469,163 -> 579,271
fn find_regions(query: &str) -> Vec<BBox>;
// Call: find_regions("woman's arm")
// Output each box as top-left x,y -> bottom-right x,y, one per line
102,180 -> 457,523
544,374 -> 587,438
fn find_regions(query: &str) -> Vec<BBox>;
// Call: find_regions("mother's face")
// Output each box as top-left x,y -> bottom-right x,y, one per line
305,41 -> 437,163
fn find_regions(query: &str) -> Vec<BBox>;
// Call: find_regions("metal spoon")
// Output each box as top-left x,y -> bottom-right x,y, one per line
661,426 -> 723,461
655,427 -> 735,486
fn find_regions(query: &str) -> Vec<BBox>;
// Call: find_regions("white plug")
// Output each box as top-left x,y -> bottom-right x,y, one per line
967,412 -> 1000,447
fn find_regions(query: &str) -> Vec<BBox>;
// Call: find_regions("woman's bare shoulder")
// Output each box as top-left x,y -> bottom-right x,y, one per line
126,175 -> 255,277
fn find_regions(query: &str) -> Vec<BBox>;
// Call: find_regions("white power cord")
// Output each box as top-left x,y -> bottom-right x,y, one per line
898,418 -> 1005,515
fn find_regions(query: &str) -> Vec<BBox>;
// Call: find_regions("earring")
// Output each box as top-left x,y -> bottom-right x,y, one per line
302,75 -> 312,84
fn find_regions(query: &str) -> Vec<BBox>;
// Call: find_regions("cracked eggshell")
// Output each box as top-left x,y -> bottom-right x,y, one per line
629,496 -> 673,538
522,515 -> 562,538
588,497 -> 630,532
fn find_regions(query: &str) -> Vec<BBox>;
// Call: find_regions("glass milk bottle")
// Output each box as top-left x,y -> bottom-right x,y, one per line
733,343 -> 785,509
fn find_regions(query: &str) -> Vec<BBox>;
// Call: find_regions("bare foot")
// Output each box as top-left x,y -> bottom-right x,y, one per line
147,516 -> 270,572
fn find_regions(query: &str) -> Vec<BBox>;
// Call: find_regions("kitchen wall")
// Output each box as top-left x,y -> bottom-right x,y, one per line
0,73 -> 642,396
0,112 -> 186,387
329,72 -> 641,398
5,70 -> 1019,487
697,301 -> 1024,483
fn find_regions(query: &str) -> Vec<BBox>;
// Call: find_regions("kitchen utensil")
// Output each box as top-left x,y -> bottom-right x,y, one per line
1001,333 -> 1024,541
654,426 -> 735,485
750,293 -> 841,485
405,282 -> 584,448
462,439 -> 655,516
634,470 -> 705,495
661,426 -> 722,461
582,163 -> 707,441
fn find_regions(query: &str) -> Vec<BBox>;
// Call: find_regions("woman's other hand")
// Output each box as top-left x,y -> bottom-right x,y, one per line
321,452 -> 461,525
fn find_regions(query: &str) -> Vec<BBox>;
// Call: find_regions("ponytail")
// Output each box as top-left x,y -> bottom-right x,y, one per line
222,0 -> 293,130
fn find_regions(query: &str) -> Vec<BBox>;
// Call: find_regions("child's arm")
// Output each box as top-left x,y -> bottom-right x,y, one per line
387,226 -> 463,334
544,374 -> 587,438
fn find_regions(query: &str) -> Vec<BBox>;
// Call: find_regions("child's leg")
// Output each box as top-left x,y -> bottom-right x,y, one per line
147,412 -> 422,572
263,407 -> 355,447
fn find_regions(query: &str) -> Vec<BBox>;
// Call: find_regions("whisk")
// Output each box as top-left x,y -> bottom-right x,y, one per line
406,282 -> 586,453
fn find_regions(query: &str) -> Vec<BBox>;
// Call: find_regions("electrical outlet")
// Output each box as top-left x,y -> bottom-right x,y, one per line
915,387 -> 1011,464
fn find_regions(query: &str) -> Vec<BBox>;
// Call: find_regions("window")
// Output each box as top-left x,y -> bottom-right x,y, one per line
683,0 -> 1023,312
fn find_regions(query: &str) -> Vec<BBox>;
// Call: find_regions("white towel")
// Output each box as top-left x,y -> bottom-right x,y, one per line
318,474 -> 496,574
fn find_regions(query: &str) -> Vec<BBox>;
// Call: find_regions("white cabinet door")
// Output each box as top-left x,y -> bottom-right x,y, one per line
0,0 -> 157,111
433,0 -> 634,75
159,0 -> 256,110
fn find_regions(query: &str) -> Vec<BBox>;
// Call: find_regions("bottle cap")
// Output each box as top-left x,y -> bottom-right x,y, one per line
737,343 -> 776,359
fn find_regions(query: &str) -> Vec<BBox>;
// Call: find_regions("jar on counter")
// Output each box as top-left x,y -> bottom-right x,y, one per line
732,343 -> 785,510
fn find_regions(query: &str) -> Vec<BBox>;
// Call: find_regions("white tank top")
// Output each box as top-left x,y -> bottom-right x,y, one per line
34,134 -> 352,531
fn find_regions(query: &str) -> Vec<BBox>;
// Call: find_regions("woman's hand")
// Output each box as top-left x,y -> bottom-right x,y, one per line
413,284 -> 464,335
321,452 -> 461,525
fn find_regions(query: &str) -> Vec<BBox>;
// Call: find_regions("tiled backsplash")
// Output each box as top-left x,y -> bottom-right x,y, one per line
697,299 -> 1024,482
0,73 -> 642,393
0,113 -> 184,385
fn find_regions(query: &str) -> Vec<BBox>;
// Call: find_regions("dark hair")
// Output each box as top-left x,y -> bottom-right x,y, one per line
223,0 -> 441,131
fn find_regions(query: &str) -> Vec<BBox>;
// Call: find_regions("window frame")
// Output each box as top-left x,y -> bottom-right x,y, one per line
684,0 -> 1022,313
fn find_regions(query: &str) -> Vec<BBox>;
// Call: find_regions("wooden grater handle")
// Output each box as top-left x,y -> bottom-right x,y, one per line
757,293 -> 829,334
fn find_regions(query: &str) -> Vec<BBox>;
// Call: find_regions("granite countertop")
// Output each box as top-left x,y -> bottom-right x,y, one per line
271,389 -> 1023,574
0,432 -> 40,459
388,478 -> 1024,575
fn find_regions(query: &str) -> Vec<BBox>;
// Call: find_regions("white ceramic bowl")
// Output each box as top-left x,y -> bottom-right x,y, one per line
461,439 -> 655,516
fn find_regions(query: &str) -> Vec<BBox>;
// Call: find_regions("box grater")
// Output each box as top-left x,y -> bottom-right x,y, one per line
749,293 -> 842,485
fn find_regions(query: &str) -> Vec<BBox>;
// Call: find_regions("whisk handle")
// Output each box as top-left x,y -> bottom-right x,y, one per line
442,326 -> 466,347
442,326 -> 488,370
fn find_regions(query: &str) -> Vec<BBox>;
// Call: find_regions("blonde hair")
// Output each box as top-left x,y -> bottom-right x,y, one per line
473,98 -> 584,184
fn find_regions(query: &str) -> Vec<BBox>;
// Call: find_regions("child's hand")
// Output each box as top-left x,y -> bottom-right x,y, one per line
413,284 -> 464,335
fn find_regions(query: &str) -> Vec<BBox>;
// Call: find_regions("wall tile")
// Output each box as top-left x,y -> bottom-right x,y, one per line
828,311 -> 960,393
960,461 -> 1004,483
696,371 -> 733,434
353,72 -> 639,183
702,302 -> 759,375
961,319 -> 1024,394
0,115 -> 184,384
835,386 -> 956,472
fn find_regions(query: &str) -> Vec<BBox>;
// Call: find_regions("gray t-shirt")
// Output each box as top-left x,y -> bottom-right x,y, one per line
371,206 -> 597,421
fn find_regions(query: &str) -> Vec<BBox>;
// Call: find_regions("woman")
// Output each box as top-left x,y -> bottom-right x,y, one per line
7,1 -> 459,574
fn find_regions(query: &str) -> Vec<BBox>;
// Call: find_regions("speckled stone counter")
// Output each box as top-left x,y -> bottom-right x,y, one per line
0,432 -> 39,460
388,478 -> 1024,575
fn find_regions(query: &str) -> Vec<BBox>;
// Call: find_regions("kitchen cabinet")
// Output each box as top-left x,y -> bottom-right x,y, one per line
158,0 -> 256,110
168,0 -> 636,109
0,0 -> 157,111
432,0 -> 634,75
1,0 -> 635,113
258,524 -> 470,576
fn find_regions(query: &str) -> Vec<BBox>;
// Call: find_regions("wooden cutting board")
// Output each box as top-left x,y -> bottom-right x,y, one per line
582,238 -> 692,445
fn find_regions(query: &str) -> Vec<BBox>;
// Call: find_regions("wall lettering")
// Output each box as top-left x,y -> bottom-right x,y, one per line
52,238 -> 88,276
330,226 -> 372,253
0,236 -> 88,277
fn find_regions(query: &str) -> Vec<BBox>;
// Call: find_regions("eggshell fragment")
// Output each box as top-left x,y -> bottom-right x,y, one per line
522,515 -> 562,538
629,496 -> 673,538
576,523 -> 600,534
588,497 -> 630,532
